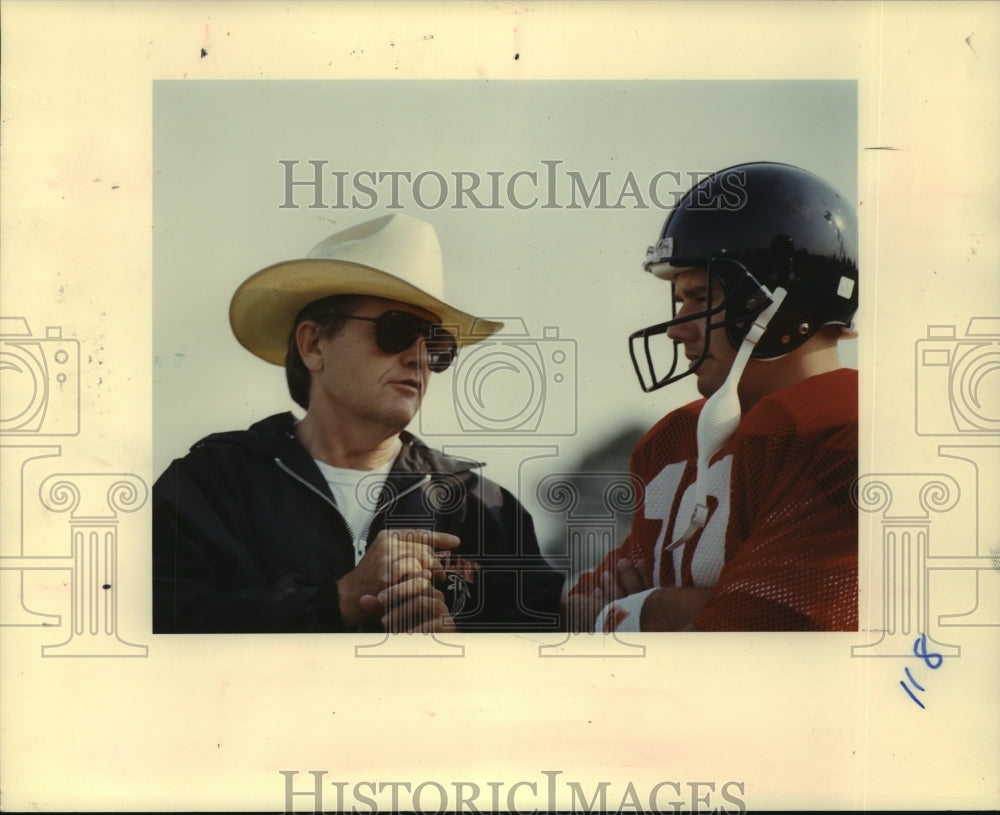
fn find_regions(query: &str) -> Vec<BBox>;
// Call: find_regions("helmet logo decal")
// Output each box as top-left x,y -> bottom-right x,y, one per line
642,237 -> 675,277
837,276 -> 856,299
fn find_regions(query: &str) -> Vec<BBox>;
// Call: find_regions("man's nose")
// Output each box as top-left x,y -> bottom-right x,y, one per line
666,312 -> 699,343
400,337 -> 427,368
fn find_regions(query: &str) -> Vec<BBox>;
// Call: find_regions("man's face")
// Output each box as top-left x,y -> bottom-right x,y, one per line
307,296 -> 443,434
665,268 -> 738,398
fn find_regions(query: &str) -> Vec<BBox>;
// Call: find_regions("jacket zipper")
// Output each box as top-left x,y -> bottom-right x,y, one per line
274,457 -> 432,561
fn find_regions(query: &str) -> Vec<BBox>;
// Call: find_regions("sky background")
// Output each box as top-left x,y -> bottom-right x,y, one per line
153,79 -> 857,553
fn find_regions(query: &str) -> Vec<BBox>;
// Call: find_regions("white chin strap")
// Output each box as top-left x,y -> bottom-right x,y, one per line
664,287 -> 788,553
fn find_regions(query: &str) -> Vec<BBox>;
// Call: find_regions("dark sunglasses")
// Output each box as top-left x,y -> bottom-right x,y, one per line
327,311 -> 457,373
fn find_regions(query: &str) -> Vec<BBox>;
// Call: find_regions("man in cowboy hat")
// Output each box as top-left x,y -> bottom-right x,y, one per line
153,214 -> 563,633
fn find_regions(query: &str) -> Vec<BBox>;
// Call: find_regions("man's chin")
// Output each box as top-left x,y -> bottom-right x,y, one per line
387,403 -> 421,430
694,372 -> 722,399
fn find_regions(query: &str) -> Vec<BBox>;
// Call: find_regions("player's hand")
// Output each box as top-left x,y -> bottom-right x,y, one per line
638,587 -> 713,631
614,557 -> 653,595
563,570 -> 618,632
563,558 -> 654,632
611,560 -> 715,630
336,529 -> 460,628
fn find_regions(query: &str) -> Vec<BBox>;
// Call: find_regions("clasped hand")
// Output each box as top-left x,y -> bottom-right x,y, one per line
564,558 -> 713,632
337,529 -> 460,633
564,558 -> 653,632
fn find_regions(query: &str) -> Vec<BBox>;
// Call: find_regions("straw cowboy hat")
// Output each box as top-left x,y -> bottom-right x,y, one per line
229,214 -> 504,365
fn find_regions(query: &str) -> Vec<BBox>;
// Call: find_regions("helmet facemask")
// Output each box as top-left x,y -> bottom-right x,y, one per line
628,257 -> 776,393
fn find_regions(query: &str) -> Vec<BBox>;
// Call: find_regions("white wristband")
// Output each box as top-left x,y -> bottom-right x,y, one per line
594,588 -> 657,633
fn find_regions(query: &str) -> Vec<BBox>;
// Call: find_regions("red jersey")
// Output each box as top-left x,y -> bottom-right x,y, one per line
574,368 -> 858,631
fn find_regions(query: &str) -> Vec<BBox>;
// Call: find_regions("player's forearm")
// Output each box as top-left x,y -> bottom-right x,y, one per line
640,587 -> 714,631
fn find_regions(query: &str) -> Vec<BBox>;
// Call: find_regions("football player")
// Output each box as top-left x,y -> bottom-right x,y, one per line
566,162 -> 859,632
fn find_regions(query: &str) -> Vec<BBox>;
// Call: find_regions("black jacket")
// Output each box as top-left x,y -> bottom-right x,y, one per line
153,413 -> 564,632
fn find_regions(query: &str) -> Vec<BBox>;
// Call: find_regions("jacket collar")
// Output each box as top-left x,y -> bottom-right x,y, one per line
204,412 -> 483,484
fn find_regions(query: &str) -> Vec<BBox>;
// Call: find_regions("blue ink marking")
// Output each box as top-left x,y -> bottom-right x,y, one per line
900,679 -> 926,709
900,634 -> 944,709
913,633 -> 944,669
903,667 -> 924,691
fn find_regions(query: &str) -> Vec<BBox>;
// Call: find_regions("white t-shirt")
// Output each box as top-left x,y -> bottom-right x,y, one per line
314,451 -> 397,565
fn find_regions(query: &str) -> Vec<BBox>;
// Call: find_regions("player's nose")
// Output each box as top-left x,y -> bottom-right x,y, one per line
666,316 -> 699,343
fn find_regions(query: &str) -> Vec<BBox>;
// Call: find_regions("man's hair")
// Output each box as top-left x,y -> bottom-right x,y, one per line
285,294 -> 366,410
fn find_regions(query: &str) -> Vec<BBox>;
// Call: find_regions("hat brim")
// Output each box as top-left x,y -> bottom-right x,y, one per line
229,258 -> 504,366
